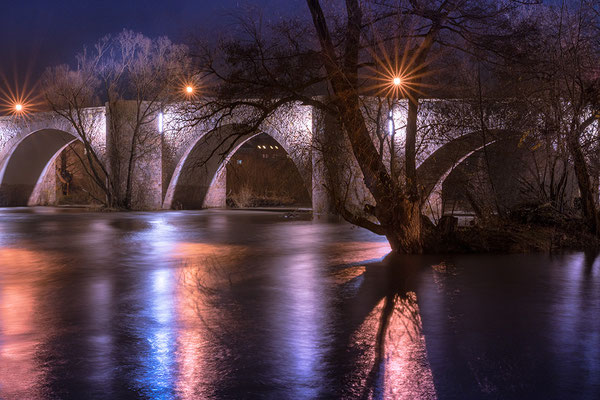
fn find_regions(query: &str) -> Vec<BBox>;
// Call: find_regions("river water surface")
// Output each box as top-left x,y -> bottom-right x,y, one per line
0,208 -> 598,399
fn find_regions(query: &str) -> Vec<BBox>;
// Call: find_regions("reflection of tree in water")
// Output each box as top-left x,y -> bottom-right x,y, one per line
178,253 -> 252,347
361,292 -> 423,399
179,250 -> 436,399
353,255 -> 436,400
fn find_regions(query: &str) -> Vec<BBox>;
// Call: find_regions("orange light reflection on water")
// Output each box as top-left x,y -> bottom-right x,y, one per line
353,292 -> 436,399
0,248 -> 55,400
170,242 -> 250,398
325,241 -> 392,265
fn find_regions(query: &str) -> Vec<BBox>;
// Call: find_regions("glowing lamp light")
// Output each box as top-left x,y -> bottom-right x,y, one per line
15,103 -> 23,112
185,85 -> 194,94
393,77 -> 402,86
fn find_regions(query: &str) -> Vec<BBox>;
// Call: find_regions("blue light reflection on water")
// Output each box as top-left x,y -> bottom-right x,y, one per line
549,253 -> 600,397
266,252 -> 329,398
128,215 -> 179,399
140,267 -> 177,399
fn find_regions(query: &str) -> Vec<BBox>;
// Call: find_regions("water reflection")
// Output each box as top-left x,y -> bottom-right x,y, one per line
333,256 -> 436,399
549,252 -> 600,398
266,252 -> 328,399
85,276 -> 114,389
0,255 -> 45,399
142,268 -> 176,398
0,209 -> 597,399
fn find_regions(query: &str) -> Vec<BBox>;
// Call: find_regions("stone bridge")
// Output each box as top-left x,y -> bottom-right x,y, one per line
0,101 -> 517,218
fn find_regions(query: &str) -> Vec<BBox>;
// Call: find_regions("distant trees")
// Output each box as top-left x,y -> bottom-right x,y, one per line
498,1 -> 600,234
43,30 -> 190,209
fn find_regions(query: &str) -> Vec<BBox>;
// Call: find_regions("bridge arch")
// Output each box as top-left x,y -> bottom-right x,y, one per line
0,129 -> 80,206
417,129 -> 519,219
163,124 -> 312,209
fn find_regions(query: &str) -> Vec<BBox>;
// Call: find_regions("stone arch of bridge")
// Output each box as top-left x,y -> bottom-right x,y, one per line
163,124 -> 312,210
417,129 -> 520,219
0,129 -> 80,206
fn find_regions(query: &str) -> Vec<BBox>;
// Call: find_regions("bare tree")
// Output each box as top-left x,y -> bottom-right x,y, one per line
187,0 -> 538,253
43,30 -> 191,209
504,1 -> 600,234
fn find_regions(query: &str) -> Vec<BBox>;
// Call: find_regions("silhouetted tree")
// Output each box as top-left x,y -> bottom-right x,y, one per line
501,1 -> 600,234
188,0 -> 540,253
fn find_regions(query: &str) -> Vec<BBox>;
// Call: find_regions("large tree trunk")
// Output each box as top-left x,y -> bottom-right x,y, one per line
398,97 -> 423,253
386,198 -> 423,254
306,0 -> 427,253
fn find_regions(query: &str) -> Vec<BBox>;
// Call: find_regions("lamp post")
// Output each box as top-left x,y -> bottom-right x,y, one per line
389,76 -> 403,177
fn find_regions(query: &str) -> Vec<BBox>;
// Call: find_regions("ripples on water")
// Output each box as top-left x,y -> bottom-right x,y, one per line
0,208 -> 598,399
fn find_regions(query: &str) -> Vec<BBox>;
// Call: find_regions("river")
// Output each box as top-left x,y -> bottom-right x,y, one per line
0,208 -> 598,399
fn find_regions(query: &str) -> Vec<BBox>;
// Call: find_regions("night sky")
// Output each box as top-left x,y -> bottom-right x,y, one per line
0,0 -> 566,92
0,0 -> 304,87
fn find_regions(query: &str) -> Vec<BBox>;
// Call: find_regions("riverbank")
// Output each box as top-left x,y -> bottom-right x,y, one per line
425,214 -> 600,254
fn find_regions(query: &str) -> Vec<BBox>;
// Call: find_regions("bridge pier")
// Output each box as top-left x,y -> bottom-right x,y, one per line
28,156 -> 58,206
311,109 -> 335,215
202,166 -> 227,208
106,101 -> 164,210
310,107 -> 375,216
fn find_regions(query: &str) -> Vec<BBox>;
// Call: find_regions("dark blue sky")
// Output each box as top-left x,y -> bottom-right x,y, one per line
0,0 -> 565,88
0,0 -> 304,85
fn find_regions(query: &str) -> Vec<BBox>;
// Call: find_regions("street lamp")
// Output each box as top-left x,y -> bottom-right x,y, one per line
158,111 -> 164,133
388,75 -> 404,135
384,72 -> 406,99
185,85 -> 194,95
388,75 -> 405,177
2,93 -> 35,117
